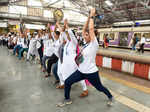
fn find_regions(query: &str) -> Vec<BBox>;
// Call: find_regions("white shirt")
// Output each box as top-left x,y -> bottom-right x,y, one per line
0,36 -> 2,40
53,39 -> 61,57
52,33 -> 63,57
5,37 -> 8,41
42,34 -> 49,55
13,36 -> 17,44
35,35 -> 42,49
28,38 -> 37,54
78,38 -> 99,73
22,38 -> 28,48
42,34 -> 49,46
17,37 -> 22,45
140,37 -> 146,44
45,39 -> 54,57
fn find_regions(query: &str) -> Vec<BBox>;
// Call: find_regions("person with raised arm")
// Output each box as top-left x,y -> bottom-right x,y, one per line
56,8 -> 113,107
45,22 -> 61,77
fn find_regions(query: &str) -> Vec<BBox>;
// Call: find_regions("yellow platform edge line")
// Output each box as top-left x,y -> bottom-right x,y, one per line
101,73 -> 150,94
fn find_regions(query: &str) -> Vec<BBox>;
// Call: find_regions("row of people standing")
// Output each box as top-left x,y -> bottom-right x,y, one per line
4,8 -> 113,108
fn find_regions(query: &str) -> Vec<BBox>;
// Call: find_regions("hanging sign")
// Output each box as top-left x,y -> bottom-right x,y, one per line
53,9 -> 64,21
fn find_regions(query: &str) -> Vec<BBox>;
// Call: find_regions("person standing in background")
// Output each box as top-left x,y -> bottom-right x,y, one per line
138,34 -> 146,54
131,34 -> 139,51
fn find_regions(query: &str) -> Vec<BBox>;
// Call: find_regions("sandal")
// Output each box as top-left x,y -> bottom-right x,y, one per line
79,90 -> 88,97
56,85 -> 64,89
56,99 -> 72,107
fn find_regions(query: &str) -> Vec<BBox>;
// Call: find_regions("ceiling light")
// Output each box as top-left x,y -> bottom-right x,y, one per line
105,0 -> 113,6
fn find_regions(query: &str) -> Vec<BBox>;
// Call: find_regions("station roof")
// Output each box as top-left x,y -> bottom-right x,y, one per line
40,0 -> 150,24
0,0 -> 150,27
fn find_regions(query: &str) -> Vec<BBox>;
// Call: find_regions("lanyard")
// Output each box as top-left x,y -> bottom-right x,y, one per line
79,43 -> 89,54
65,41 -> 70,55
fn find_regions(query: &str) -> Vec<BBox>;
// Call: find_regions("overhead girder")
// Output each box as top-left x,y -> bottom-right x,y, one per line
1,0 -> 150,26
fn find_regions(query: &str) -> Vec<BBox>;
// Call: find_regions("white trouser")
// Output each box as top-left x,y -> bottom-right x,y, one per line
57,59 -> 87,91
57,59 -> 64,85
27,50 -> 31,60
79,80 -> 87,91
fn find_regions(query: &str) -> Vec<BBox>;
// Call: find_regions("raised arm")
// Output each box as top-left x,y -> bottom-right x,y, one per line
64,19 -> 71,41
54,22 -> 58,32
89,8 -> 96,42
82,16 -> 90,38
56,21 -> 64,32
64,19 -> 78,45
47,23 -> 52,39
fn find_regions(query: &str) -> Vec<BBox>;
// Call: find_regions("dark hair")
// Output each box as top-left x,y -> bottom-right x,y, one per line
85,29 -> 89,33
105,34 -> 108,37
55,31 -> 60,36
94,30 -> 98,37
134,34 -> 137,37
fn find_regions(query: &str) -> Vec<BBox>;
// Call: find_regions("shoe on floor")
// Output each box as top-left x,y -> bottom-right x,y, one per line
42,69 -> 46,73
53,80 -> 60,85
56,99 -> 72,107
79,90 -> 88,97
45,74 -> 51,78
107,97 -> 114,107
56,85 -> 64,89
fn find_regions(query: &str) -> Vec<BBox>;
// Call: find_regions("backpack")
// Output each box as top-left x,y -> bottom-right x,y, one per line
106,38 -> 109,43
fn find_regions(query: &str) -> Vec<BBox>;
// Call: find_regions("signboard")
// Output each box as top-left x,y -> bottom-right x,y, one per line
0,22 -> 7,27
8,20 -> 20,25
25,24 -> 45,30
53,9 -> 64,21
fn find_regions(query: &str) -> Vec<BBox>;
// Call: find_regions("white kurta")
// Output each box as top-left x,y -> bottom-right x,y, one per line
42,34 -> 49,56
45,39 -> 54,57
28,38 -> 37,55
60,29 -> 78,80
56,32 -> 66,85
27,38 -> 38,59
61,40 -> 77,80
61,29 -> 87,90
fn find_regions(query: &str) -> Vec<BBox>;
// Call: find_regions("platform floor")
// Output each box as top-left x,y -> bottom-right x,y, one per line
100,47 -> 150,57
0,47 -> 150,112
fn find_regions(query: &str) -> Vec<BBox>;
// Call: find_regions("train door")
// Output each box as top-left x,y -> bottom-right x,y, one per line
130,32 -> 141,45
119,32 -> 129,46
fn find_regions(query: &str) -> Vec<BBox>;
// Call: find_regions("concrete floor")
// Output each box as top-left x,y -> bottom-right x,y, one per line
0,47 -> 150,112
101,47 -> 150,56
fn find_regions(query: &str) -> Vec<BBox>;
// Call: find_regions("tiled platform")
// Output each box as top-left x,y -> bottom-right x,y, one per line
0,47 -> 150,112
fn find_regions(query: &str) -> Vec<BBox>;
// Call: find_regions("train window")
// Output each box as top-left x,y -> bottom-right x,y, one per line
143,33 -> 150,42
134,33 -> 141,38
119,32 -> 128,46
103,33 -> 108,39
109,33 -> 115,40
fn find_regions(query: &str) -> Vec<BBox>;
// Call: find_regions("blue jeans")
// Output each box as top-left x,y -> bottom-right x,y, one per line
42,55 -> 51,70
52,61 -> 59,81
13,45 -> 22,55
65,70 -> 112,100
38,47 -> 43,65
18,48 -> 28,60
132,44 -> 136,50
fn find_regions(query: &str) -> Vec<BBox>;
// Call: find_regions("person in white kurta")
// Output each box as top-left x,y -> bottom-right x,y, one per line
42,34 -> 54,72
61,29 -> 87,92
56,32 -> 66,86
56,26 -> 88,95
27,34 -> 38,60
